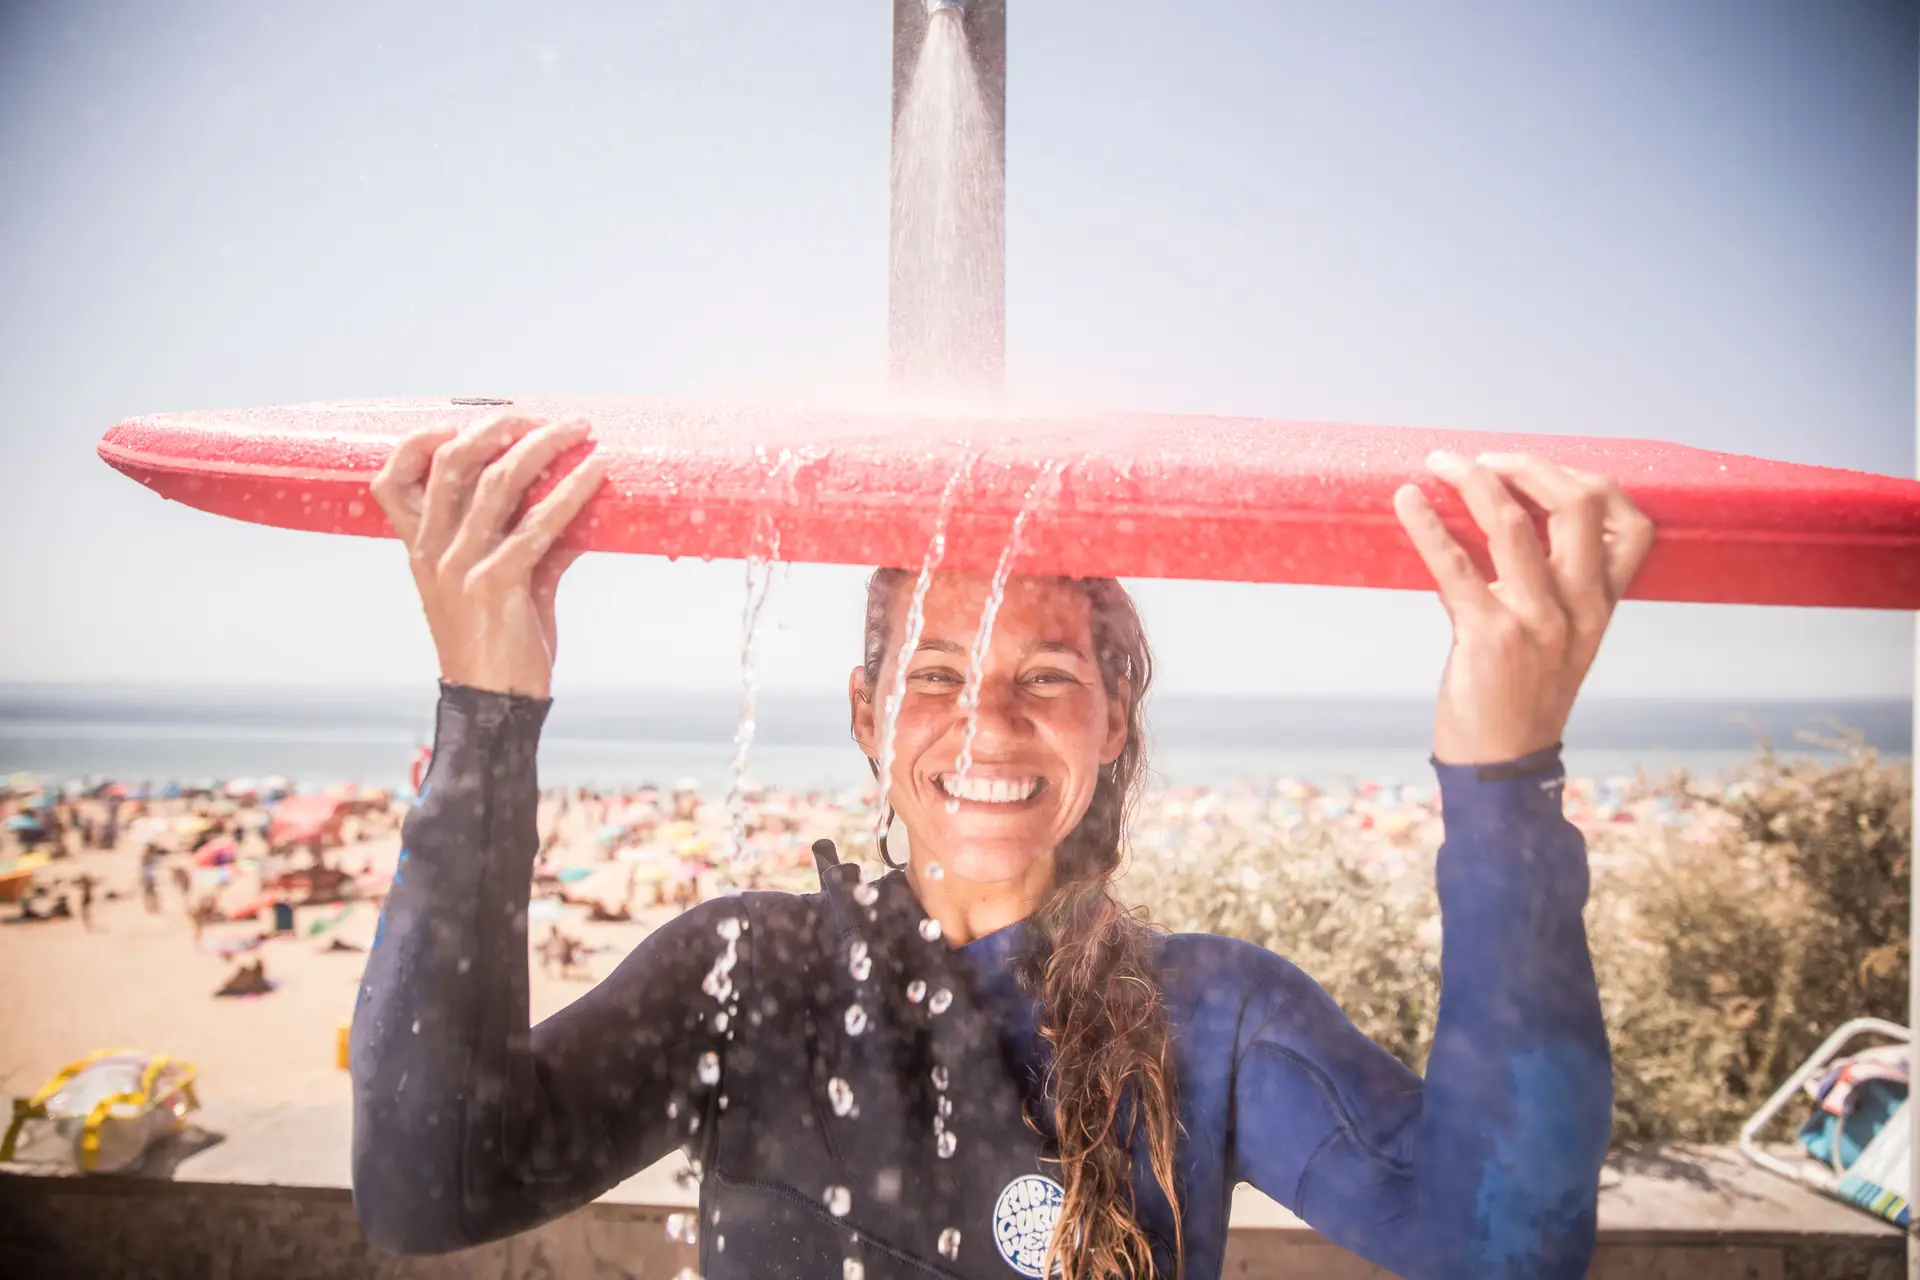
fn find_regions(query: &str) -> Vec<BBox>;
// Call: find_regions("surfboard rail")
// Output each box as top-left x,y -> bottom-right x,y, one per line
96,397 -> 1920,610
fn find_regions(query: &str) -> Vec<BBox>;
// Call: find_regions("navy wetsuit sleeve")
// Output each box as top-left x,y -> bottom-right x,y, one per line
1231,747 -> 1609,1279
350,682 -> 743,1255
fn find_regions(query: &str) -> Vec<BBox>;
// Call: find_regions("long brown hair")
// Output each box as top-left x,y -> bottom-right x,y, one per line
858,569 -> 1182,1279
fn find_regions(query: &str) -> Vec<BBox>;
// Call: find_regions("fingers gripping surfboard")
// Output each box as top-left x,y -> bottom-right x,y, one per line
97,397 -> 1920,609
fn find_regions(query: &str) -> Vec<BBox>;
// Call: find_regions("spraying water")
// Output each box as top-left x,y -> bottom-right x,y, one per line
890,6 -> 1004,398
948,460 -> 1068,813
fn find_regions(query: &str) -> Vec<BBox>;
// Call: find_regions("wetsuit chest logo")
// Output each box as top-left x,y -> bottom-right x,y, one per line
992,1174 -> 1064,1278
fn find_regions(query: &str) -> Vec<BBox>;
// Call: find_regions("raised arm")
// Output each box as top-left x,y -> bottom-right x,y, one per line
1230,745 -> 1607,1278
1232,450 -> 1652,1276
351,682 -> 740,1253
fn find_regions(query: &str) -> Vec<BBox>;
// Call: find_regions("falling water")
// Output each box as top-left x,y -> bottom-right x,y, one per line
890,6 -> 1003,396
874,455 -> 977,852
948,460 -> 1068,813
726,541 -> 779,863
727,448 -> 801,865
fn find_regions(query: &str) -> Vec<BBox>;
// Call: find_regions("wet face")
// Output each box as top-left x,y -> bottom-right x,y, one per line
851,573 -> 1129,887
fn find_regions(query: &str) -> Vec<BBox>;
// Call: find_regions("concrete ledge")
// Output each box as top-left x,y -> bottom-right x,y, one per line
0,1101 -> 1901,1279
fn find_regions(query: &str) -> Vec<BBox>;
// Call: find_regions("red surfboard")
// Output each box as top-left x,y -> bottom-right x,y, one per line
97,397 -> 1920,610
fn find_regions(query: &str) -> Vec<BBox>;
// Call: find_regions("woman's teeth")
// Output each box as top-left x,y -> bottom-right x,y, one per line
938,775 -> 1041,804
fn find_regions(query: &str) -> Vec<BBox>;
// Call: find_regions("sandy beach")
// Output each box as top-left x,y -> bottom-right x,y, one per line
0,764 -> 1725,1113
0,782 -> 879,1110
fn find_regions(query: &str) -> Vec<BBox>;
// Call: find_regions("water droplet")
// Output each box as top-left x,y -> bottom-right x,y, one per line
716,917 -> 742,941
924,861 -> 945,882
673,1269 -> 700,1280
937,1095 -> 952,1118
843,1260 -> 865,1280
667,1099 -> 680,1119
853,882 -> 878,906
919,917 -> 943,942
666,1212 -> 696,1244
907,980 -> 927,1004
938,1227 -> 961,1259
825,1185 -> 851,1217
828,1077 -> 856,1116
697,1051 -> 721,1086
713,1010 -> 730,1033
929,988 -> 952,1015
844,1004 -> 868,1036
715,1235 -> 726,1252
931,1064 -> 949,1091
411,1018 -> 421,1034
717,1095 -> 728,1111
936,1130 -> 957,1158
456,955 -> 471,974
848,939 -> 871,981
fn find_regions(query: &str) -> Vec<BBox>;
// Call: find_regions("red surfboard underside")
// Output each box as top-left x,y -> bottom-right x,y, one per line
97,397 -> 1920,609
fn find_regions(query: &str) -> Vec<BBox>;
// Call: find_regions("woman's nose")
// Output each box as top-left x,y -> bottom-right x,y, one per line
963,676 -> 1029,740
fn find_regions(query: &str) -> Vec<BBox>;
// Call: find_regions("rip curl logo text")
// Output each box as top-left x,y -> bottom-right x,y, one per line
993,1174 -> 1064,1278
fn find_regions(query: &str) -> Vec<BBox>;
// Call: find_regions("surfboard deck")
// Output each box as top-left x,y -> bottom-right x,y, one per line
96,396 -> 1920,609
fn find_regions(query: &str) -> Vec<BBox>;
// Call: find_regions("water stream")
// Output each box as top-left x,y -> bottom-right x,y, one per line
948,459 -> 1068,813
874,454 -> 978,858
726,448 -> 802,866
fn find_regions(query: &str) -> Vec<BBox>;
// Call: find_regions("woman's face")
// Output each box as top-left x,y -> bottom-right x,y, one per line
851,572 -> 1130,887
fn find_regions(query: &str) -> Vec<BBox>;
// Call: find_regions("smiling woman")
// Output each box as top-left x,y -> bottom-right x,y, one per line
349,410 -> 1652,1280
851,571 -> 1179,1278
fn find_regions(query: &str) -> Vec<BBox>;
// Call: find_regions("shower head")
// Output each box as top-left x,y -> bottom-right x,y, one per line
924,0 -> 964,13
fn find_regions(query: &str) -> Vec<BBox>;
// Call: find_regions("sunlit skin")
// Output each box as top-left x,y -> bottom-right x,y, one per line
848,574 -> 1129,946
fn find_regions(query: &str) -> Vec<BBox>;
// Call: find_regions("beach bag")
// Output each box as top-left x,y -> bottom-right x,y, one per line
0,1049 -> 199,1173
1794,1043 -> 1910,1226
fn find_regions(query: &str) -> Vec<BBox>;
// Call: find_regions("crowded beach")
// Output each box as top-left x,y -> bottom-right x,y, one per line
0,756 -> 1736,1110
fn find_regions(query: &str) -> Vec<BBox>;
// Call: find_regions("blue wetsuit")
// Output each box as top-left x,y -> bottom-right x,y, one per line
352,683 -> 1609,1278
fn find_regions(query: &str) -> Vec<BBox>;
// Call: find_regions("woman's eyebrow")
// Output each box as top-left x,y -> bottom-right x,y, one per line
1026,640 -> 1090,660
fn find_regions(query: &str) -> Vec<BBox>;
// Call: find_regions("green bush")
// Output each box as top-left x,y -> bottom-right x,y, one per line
1123,741 -> 1912,1145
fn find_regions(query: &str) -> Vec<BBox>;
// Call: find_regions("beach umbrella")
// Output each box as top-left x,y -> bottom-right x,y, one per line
223,778 -> 260,799
269,794 -> 348,846
5,814 -> 43,832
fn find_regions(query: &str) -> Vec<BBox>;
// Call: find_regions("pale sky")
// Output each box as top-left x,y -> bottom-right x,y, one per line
0,0 -> 1912,699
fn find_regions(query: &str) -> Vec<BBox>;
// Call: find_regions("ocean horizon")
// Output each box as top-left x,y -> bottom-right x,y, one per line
0,683 -> 1907,794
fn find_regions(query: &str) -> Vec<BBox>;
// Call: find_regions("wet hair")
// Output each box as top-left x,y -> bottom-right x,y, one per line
858,569 -> 1182,1280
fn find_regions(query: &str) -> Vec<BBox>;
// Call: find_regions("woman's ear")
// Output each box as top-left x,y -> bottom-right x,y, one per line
848,665 -> 877,758
1102,675 -> 1133,766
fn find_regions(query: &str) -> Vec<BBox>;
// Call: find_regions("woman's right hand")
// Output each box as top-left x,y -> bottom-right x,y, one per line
370,412 -> 607,701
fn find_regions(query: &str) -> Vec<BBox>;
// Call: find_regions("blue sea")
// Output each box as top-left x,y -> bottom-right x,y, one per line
0,684 -> 1908,794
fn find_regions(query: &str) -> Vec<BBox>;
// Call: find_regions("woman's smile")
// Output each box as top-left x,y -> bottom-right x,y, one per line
934,772 -> 1047,805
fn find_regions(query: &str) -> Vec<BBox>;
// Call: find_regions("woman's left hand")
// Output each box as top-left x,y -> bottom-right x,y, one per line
1394,451 -> 1656,767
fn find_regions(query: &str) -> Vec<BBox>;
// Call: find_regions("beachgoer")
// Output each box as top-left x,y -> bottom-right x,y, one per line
140,847 -> 163,913
76,873 -> 94,929
351,414 -> 1655,1277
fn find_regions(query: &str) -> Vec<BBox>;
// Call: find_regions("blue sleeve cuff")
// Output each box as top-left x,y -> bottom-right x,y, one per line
1432,743 -> 1583,914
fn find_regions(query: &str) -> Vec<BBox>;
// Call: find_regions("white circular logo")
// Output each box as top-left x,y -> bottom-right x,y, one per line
992,1174 -> 1064,1278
